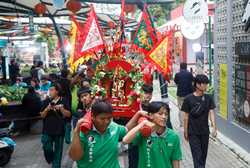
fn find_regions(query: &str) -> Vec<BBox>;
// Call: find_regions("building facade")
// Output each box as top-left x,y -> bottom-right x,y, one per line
214,0 -> 250,153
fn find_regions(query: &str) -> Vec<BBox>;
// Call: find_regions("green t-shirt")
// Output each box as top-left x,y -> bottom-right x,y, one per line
71,86 -> 78,114
77,122 -> 127,168
133,128 -> 182,168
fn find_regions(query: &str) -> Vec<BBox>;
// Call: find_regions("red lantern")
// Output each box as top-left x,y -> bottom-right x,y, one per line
124,4 -> 136,14
108,21 -> 115,29
34,3 -> 46,16
66,0 -> 82,14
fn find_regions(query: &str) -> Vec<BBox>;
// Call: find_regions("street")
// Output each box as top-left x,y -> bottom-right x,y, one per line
3,133 -> 73,168
3,99 -> 249,168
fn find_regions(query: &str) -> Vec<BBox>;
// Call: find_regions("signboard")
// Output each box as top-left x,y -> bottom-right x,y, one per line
183,0 -> 208,24
242,0 -> 250,31
235,64 -> 250,127
180,19 -> 205,40
219,64 -> 228,120
235,42 -> 250,58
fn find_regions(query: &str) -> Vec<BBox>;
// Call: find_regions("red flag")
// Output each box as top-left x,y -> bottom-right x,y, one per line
146,33 -> 172,76
131,5 -> 158,55
72,6 -> 105,62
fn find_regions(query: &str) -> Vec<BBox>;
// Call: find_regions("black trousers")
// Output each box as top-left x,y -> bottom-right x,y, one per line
189,134 -> 209,168
128,144 -> 139,168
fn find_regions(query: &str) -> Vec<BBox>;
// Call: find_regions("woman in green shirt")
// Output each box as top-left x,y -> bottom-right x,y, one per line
123,101 -> 182,168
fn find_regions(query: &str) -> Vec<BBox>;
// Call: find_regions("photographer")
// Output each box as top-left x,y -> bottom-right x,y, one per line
40,83 -> 71,168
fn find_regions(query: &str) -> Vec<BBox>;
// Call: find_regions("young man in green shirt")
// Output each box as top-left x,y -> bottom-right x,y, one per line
68,99 -> 127,168
123,101 -> 182,168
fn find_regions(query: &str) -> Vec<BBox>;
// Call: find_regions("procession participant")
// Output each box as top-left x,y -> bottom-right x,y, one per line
40,83 -> 71,168
181,74 -> 217,168
126,84 -> 153,168
127,84 -> 173,168
72,86 -> 93,128
123,101 -> 182,168
69,99 -> 127,168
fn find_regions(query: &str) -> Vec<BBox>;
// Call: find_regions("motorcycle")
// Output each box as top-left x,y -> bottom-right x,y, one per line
0,122 -> 16,166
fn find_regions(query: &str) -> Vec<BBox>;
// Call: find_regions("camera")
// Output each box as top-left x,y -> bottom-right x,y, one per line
50,102 -> 56,106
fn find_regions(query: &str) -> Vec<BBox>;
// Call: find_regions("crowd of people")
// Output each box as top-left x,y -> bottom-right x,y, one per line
7,59 -> 217,168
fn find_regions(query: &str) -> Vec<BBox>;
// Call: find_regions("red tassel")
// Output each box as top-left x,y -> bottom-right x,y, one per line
80,111 -> 93,134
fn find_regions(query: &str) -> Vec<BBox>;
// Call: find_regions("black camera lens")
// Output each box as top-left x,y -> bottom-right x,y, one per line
50,102 -> 56,106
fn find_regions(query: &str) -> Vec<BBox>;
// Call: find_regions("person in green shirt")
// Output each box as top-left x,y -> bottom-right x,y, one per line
123,101 -> 182,168
68,99 -> 127,168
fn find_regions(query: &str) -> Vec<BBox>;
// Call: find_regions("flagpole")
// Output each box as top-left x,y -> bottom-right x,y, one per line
49,14 -> 68,69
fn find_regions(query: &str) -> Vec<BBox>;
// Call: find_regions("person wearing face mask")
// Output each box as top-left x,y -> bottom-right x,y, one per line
181,74 -> 217,168
68,99 -> 127,168
123,101 -> 182,168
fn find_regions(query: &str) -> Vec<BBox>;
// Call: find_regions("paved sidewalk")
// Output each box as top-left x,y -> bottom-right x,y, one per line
4,133 -> 73,168
169,99 -> 249,168
8,79 -> 249,168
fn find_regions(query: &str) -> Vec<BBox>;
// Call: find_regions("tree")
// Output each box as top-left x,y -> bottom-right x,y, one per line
147,0 -> 185,27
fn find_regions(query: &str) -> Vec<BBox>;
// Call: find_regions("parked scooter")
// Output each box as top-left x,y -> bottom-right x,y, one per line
0,122 -> 16,166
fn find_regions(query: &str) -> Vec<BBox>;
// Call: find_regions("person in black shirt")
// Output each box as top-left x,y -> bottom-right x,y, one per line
40,83 -> 71,168
9,59 -> 20,85
174,63 -> 194,127
58,69 -> 72,107
181,74 -> 217,168
72,86 -> 92,128
22,86 -> 42,117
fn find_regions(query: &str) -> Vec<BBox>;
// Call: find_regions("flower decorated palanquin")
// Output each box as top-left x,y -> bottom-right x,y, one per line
106,60 -> 140,118
93,57 -> 142,118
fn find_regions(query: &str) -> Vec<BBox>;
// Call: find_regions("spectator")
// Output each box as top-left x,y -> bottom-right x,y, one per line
40,83 -> 71,168
9,59 -> 20,85
37,61 -> 45,81
30,78 -> 40,91
181,74 -> 217,168
40,76 -> 51,92
58,69 -> 72,144
22,86 -> 42,117
174,63 -> 194,127
40,76 -> 51,100
30,62 -> 38,80
13,77 -> 27,88
58,69 -> 72,107
49,73 -> 59,83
